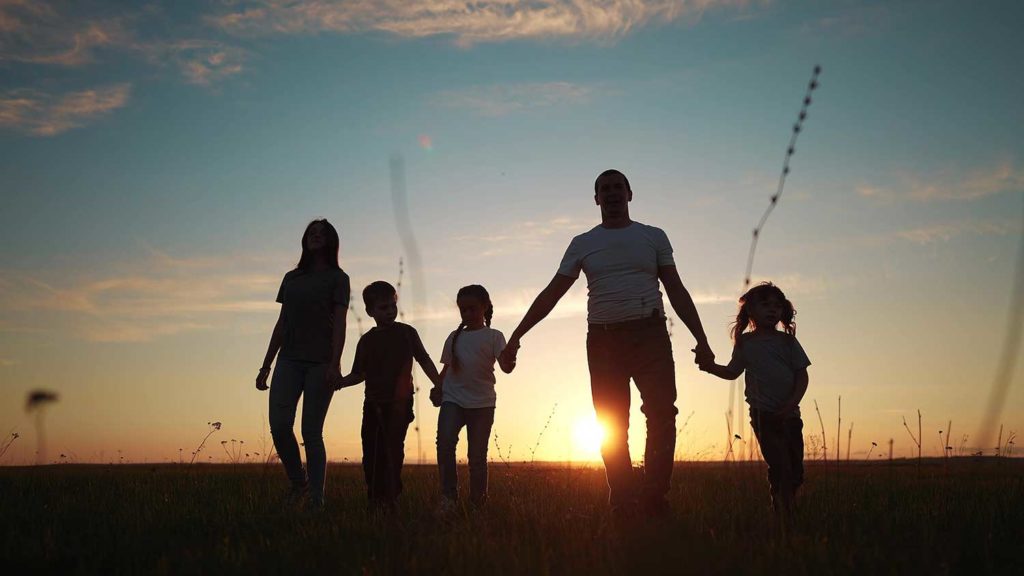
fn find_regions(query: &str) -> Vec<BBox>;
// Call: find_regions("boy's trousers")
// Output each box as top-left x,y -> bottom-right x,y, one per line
361,399 -> 414,505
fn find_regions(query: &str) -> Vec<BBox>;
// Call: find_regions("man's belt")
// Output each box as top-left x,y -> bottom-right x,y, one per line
588,313 -> 666,332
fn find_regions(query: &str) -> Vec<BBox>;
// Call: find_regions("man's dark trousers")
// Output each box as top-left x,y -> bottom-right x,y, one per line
586,316 -> 677,510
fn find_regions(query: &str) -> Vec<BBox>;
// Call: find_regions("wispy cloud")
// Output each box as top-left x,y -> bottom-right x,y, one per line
802,4 -> 891,39
0,83 -> 131,136
1,1 -> 248,90
210,0 -> 752,45
433,82 -> 591,116
142,39 -> 247,87
0,0 -> 129,66
450,216 -> 592,257
858,160 -> 1024,203
895,218 -> 1019,246
0,251 -> 282,342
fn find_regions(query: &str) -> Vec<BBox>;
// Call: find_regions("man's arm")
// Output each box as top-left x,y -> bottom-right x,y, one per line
500,273 -> 576,366
658,265 -> 714,366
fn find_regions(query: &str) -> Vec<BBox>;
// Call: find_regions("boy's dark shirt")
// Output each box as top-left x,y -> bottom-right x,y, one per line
352,322 -> 431,403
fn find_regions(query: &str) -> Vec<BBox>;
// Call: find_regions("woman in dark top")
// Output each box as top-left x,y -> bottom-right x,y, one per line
256,219 -> 350,510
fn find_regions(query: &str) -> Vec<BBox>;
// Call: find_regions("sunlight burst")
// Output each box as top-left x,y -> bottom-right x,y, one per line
572,416 -> 606,459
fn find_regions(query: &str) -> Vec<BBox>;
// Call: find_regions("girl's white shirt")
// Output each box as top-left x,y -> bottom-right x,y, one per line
440,327 -> 507,409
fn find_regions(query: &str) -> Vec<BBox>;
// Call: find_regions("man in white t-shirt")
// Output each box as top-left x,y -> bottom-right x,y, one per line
500,169 -> 715,518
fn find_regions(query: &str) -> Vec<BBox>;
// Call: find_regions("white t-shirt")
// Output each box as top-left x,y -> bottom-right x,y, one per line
726,331 -> 812,414
440,327 -> 507,409
557,221 -> 675,324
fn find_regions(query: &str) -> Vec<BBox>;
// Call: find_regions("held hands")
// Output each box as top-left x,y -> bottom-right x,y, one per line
256,367 -> 270,391
429,386 -> 443,408
691,341 -> 715,372
498,338 -> 520,374
327,365 -> 342,390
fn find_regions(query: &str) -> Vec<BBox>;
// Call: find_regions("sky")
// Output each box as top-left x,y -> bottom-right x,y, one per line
1,0 -> 1022,465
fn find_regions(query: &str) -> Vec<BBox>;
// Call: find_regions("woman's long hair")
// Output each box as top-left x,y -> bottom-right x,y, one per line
731,281 -> 796,342
295,219 -> 340,271
450,285 -> 493,373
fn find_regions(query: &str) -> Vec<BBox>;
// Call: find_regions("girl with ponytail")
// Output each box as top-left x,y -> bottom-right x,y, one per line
430,285 -> 513,509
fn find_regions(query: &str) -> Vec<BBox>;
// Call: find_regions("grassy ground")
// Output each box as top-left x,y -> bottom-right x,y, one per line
1,459 -> 1022,575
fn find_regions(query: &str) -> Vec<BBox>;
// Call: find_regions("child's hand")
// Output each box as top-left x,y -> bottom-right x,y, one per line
498,355 -> 515,374
429,386 -> 443,408
692,341 -> 715,368
775,402 -> 798,416
326,366 -> 342,390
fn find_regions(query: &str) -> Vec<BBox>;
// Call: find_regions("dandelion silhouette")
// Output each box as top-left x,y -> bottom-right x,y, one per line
742,65 -> 822,289
26,389 -> 58,465
0,432 -> 20,460
189,421 -> 221,465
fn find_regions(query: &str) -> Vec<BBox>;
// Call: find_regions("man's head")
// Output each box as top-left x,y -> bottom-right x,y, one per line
362,281 -> 398,326
594,169 -> 633,223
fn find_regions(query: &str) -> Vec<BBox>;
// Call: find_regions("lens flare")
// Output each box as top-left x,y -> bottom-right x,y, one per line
572,416 -> 605,459
418,134 -> 433,151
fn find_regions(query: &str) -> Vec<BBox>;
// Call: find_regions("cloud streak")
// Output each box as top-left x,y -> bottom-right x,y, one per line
0,252 -> 282,342
858,160 -> 1024,203
895,218 -> 1019,246
145,40 -> 247,87
0,0 -> 129,66
211,0 -> 751,45
0,83 -> 131,136
449,216 -> 593,257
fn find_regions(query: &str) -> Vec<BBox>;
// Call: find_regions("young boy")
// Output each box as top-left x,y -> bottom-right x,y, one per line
338,281 -> 442,511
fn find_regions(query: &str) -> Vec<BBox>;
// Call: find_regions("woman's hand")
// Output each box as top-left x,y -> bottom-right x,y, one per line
256,367 -> 271,391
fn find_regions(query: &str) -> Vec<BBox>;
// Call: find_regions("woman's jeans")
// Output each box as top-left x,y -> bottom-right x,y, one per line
269,358 -> 335,501
436,402 -> 495,504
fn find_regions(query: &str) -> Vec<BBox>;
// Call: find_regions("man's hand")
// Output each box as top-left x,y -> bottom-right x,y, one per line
429,386 -> 443,407
499,339 -> 520,373
256,367 -> 270,391
692,341 -> 715,370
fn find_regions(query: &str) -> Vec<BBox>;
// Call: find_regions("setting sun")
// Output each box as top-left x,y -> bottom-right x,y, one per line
572,416 -> 606,459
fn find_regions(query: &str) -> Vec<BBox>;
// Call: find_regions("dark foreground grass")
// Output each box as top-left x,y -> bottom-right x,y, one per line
1,459 -> 1022,575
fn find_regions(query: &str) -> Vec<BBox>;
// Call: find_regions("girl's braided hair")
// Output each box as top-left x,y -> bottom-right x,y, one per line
450,285 -> 493,373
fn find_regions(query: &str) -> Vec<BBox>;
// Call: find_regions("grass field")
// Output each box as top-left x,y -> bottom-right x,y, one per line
1,459 -> 1022,575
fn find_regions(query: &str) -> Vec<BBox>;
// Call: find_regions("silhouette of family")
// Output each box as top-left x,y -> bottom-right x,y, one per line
256,169 -> 811,520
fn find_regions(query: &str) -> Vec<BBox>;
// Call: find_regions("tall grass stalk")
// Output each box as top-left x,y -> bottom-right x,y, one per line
813,399 -> 827,462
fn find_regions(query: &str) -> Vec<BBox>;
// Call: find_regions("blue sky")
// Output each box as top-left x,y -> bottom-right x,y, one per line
1,0 -> 1021,463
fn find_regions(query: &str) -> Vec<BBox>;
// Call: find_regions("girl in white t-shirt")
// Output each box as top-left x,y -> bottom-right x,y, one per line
429,285 -> 513,508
